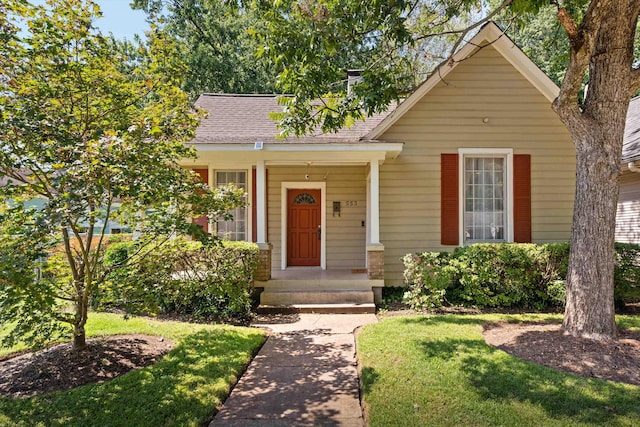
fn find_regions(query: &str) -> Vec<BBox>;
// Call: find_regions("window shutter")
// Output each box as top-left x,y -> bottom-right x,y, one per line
441,154 -> 459,245
192,168 -> 209,233
513,154 -> 532,243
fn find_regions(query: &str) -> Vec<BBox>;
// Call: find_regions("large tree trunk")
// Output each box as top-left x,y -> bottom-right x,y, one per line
559,1 -> 639,340
562,140 -> 619,339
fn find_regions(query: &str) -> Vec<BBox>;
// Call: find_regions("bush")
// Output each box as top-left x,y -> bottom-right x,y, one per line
402,242 -> 640,310
98,237 -> 259,321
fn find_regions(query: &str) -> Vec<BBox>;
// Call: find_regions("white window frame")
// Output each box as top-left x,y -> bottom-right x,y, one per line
214,169 -> 249,242
458,148 -> 514,245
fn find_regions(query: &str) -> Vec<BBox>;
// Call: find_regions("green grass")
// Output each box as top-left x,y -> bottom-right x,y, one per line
358,313 -> 640,427
0,312 -> 266,427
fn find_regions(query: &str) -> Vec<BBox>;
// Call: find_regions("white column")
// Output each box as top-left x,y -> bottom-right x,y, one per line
256,160 -> 267,244
370,160 -> 381,245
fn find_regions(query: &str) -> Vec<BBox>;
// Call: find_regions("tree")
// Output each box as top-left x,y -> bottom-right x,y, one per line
0,0 -> 245,351
253,0 -> 640,340
131,0 -> 279,97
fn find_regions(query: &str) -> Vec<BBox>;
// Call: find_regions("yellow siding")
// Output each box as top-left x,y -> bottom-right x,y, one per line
378,45 -> 576,285
267,165 -> 367,269
616,171 -> 640,243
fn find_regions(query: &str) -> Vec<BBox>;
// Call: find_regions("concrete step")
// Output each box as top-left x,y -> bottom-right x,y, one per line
260,289 -> 374,305
259,279 -> 374,291
257,303 -> 376,314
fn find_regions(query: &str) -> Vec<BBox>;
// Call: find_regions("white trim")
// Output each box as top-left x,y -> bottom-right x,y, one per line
256,161 -> 267,244
280,182 -> 327,270
365,22 -> 560,141
458,148 -> 513,245
189,142 -> 403,159
369,160 -> 381,244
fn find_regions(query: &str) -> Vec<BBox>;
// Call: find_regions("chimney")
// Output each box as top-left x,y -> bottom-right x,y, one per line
346,69 -> 363,95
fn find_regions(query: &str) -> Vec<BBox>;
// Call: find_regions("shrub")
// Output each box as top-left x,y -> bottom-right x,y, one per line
98,237 -> 259,321
402,242 -> 640,310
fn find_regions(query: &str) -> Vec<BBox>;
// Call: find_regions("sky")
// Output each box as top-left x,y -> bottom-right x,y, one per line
93,0 -> 150,40
32,0 -> 150,40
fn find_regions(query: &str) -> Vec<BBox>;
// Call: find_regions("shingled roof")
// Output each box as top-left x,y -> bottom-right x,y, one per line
624,97 -> 640,163
192,94 -> 394,144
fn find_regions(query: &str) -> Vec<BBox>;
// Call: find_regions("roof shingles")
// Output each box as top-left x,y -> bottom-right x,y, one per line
192,94 -> 393,144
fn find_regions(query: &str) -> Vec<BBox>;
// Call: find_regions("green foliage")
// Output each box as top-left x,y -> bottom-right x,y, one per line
614,243 -> 640,306
0,313 -> 266,427
132,0 -> 279,97
0,0 -> 246,350
100,237 -> 259,321
358,314 -> 640,427
402,242 -> 640,310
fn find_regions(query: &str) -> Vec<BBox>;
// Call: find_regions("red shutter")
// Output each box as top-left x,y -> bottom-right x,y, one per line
513,154 -> 532,243
441,154 -> 459,245
192,168 -> 209,233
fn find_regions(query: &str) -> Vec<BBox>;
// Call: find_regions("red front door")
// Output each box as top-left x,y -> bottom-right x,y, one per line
287,189 -> 321,266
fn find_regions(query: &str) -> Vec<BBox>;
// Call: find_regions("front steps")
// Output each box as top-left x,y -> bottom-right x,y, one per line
257,278 -> 377,314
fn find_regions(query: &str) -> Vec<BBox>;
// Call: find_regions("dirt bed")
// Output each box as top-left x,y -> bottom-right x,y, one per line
0,334 -> 174,398
483,322 -> 640,386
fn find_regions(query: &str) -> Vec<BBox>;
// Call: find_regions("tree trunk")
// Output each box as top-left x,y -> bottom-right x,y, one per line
560,2 -> 639,340
73,323 -> 87,351
562,142 -> 618,339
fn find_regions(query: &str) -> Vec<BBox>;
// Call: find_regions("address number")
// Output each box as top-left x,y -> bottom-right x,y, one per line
345,201 -> 358,207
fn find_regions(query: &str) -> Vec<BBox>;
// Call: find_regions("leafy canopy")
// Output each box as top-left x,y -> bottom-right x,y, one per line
0,0 -> 245,349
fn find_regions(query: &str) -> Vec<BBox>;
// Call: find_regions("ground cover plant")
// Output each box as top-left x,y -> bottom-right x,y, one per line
0,312 -> 265,426
358,314 -> 640,427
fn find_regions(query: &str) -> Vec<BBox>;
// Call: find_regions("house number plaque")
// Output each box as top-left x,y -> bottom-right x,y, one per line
345,201 -> 358,207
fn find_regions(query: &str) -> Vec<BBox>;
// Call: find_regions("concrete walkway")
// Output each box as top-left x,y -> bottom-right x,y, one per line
210,313 -> 378,427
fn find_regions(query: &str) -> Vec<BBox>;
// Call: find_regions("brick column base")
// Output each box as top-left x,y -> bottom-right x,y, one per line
367,244 -> 384,280
255,243 -> 272,281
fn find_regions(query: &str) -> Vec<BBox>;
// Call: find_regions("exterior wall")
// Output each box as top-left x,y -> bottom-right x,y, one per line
267,165 -> 367,269
378,45 -> 576,285
616,170 -> 640,243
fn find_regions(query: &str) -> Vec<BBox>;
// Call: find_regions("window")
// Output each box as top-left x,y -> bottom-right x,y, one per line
441,151 -> 529,246
216,170 -> 247,241
463,156 -> 506,243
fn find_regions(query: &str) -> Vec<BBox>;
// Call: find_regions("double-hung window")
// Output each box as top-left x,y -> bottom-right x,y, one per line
460,149 -> 513,244
215,170 -> 247,241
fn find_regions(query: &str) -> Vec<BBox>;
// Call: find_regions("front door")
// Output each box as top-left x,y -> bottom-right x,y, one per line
287,189 -> 321,266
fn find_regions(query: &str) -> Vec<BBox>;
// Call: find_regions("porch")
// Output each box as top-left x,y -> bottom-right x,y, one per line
256,267 -> 383,314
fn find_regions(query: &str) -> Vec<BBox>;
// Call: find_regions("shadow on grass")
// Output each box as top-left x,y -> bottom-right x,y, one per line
415,324 -> 640,424
0,329 -> 265,427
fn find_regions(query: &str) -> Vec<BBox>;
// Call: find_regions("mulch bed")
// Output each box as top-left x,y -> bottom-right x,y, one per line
483,322 -> 640,386
0,334 -> 174,398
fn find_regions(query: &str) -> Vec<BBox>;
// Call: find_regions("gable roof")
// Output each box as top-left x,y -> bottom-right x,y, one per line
192,94 -> 393,144
624,97 -> 640,164
364,21 -> 560,140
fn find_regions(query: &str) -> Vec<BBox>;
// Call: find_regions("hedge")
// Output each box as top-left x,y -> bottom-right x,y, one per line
403,242 -> 640,310
97,237 -> 259,321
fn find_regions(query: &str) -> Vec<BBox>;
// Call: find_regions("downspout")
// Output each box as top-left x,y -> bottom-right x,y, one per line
628,161 -> 640,173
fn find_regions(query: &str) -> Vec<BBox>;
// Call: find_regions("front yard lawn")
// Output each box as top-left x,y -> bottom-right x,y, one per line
0,313 -> 266,427
358,314 -> 640,427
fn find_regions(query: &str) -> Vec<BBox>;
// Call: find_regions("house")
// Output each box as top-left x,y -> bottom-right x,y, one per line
616,97 -> 640,243
182,22 -> 576,311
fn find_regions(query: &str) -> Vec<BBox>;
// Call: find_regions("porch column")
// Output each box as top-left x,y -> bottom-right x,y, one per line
255,160 -> 271,281
369,160 -> 381,245
256,160 -> 267,244
367,160 -> 384,284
